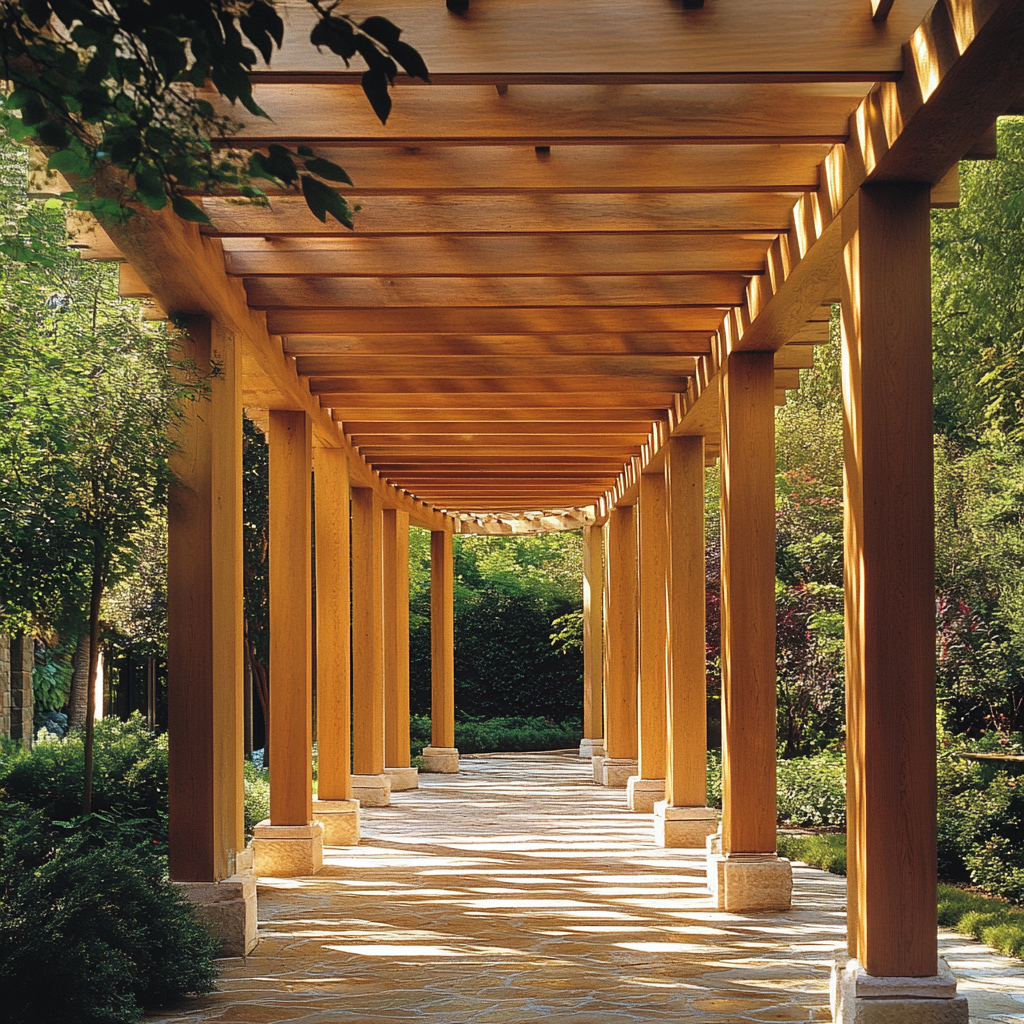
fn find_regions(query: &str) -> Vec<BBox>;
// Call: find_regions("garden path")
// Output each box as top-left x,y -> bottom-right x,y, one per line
151,752 -> 1024,1024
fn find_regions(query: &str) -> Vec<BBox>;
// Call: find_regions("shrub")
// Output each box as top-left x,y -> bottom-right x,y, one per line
409,715 -> 581,758
0,802 -> 217,1024
777,832 -> 847,875
244,759 -> 270,842
938,884 -> 1024,961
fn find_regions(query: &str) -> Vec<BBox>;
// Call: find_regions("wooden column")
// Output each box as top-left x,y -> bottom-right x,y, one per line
604,506 -> 638,761
383,509 -> 411,769
352,487 -> 385,777
842,183 -> 937,978
719,350 -> 777,855
665,435 -> 708,808
582,524 -> 604,742
167,318 -> 244,881
637,472 -> 668,781
314,448 -> 351,801
430,530 -> 455,749
268,410 -> 313,827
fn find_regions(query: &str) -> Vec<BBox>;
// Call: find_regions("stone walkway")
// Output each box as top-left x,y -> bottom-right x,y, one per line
152,752 -> 1024,1023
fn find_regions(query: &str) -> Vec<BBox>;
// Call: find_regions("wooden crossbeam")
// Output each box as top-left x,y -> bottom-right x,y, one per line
307,375 -> 691,394
298,355 -> 697,377
245,275 -> 747,309
218,83 -> 866,146
260,0 -> 930,83
342,420 -> 658,435
224,235 -> 772,277
321,392 -> 679,408
349,432 -> 650,446
332,408 -> 670,422
200,194 -> 803,238
214,144 -> 827,195
290,334 -> 713,356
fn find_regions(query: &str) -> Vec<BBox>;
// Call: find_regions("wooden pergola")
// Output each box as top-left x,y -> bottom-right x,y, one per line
66,0 -> 1024,1018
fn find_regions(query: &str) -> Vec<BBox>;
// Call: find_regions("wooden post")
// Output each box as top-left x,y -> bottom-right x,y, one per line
167,318 -> 244,882
632,471 -> 668,810
719,351 -> 777,856
842,183 -> 937,978
351,488 -> 386,780
664,436 -> 708,809
581,524 -> 604,757
268,410 -> 313,827
602,505 -> 638,786
314,448 -> 352,801
384,509 -> 412,769
423,530 -> 460,772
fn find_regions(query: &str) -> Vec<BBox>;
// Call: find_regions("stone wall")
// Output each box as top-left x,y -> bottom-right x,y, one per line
9,633 -> 33,748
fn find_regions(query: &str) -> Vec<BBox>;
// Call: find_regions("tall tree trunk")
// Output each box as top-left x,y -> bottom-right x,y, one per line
82,549 -> 105,816
67,632 -> 90,729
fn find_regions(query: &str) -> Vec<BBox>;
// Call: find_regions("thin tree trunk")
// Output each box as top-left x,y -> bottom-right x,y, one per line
67,632 -> 90,729
82,549 -> 105,816
247,635 -> 270,769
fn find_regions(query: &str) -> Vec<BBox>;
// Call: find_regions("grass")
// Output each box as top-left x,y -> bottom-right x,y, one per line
778,831 -> 1024,962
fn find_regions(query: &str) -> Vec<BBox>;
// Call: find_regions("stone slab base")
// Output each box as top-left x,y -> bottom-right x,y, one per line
252,821 -> 323,877
626,776 -> 666,812
707,853 -> 793,911
579,737 -> 604,760
421,746 -> 460,773
385,766 -> 419,791
601,757 -> 638,788
831,957 -> 969,1024
312,798 -> 360,846
653,802 -> 719,848
175,849 -> 257,957
591,754 -> 605,784
351,773 -> 392,807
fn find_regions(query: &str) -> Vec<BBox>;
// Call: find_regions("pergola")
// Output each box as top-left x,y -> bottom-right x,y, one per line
61,1 -> 1024,1020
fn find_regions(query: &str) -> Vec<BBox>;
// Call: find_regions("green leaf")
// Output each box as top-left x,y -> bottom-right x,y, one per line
302,157 -> 353,187
361,67 -> 393,125
48,149 -> 91,177
300,175 -> 353,228
170,196 -> 212,224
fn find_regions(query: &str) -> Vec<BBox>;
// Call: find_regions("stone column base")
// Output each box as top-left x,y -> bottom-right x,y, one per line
601,757 -> 638,788
252,821 -> 323,877
591,754 -> 605,783
707,853 -> 793,911
174,847 -> 258,957
831,957 -> 968,1024
626,776 -> 666,812
312,798 -> 360,846
421,746 -> 460,773
653,802 -> 719,847
351,773 -> 391,807
579,737 -> 604,759
385,766 -> 419,791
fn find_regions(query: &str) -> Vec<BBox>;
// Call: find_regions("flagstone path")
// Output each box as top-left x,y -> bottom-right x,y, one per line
151,752 -> 1024,1023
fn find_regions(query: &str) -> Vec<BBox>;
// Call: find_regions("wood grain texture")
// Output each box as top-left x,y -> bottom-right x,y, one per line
383,510 -> 412,769
582,525 -> 605,741
167,318 -> 244,881
290,335 -> 714,357
314,447 -> 352,801
268,410 -> 313,826
352,487 -> 386,776
842,184 -> 937,978
719,353 -> 777,854
604,508 -> 639,761
302,356 -> 698,379
665,436 -> 709,808
431,531 -> 456,748
637,471 -> 669,780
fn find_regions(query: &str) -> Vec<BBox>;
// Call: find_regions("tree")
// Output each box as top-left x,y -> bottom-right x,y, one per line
0,135 -> 208,811
0,0 -> 429,227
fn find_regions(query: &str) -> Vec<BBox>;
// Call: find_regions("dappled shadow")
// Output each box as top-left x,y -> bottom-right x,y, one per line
148,754 -> 1024,1023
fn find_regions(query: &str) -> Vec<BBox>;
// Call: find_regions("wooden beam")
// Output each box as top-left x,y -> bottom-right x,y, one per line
324,392 -> 678,409
226,234 -> 772,277
603,508 -> 639,762
268,410 -> 313,827
343,420 -> 658,435
219,83 -> 866,146
310,377 -> 691,395
582,525 -> 605,744
293,335 -> 714,357
302,356 -> 697,378
245,275 -> 747,309
383,510 -> 412,770
351,433 -> 648,447
430,531 -> 456,749
260,0 -> 930,82
335,408 -> 671,422
201,194 -> 803,238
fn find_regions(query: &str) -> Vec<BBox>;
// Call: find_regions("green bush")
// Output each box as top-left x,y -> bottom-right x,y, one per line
0,713 -> 168,850
705,750 -> 846,827
938,884 -> 1024,961
776,832 -> 847,875
409,715 -> 581,758
0,801 -> 217,1024
244,759 -> 270,842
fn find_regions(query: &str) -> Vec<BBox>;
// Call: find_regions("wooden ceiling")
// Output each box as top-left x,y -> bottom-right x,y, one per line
85,0 -> 1021,530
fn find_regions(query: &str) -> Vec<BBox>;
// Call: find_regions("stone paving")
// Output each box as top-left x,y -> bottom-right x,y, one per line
151,752 -> 1024,1023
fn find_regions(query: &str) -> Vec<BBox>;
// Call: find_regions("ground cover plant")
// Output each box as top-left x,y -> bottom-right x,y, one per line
410,714 -> 582,759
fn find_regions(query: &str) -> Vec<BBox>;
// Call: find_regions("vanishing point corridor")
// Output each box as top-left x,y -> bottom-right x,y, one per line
152,754 -> 1024,1024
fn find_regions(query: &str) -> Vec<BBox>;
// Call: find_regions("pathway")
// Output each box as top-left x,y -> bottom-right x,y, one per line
152,753 -> 1024,1023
